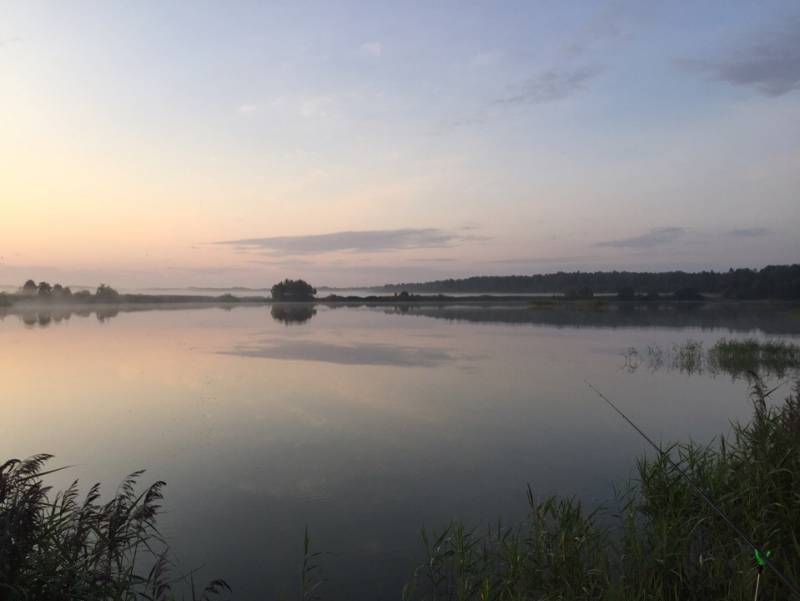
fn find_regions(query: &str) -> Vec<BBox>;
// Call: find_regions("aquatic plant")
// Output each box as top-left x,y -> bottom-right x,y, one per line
405,380 -> 800,601
623,338 -> 800,378
0,456 -> 229,601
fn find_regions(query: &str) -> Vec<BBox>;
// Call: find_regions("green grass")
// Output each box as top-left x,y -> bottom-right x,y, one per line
404,380 -> 800,601
0,457 -> 229,601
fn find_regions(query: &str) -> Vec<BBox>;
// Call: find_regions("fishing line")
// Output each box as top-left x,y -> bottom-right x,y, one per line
585,380 -> 800,598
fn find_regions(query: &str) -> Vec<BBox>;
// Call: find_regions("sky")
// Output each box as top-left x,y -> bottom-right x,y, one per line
1,1 -> 799,289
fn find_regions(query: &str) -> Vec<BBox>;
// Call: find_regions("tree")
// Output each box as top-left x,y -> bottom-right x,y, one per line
674,287 -> 703,301
21,280 -> 37,295
95,284 -> 120,302
37,282 -> 52,297
52,284 -> 72,299
617,286 -> 636,301
271,279 -> 316,301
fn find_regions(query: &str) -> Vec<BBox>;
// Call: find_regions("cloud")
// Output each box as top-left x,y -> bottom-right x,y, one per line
237,103 -> 258,115
494,65 -> 604,106
681,17 -> 800,96
563,3 -> 627,60
470,50 -> 503,67
298,95 -> 334,118
431,64 -> 602,134
360,41 -> 382,58
215,228 -> 482,256
595,227 -> 686,249
728,227 -> 772,238
221,339 -> 456,367
486,255 -> 589,265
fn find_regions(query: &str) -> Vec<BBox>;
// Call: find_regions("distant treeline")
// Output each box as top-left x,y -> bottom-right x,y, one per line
380,264 -> 800,299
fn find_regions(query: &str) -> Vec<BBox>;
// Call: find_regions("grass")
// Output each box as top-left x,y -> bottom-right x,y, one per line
0,457 -> 229,601
709,339 -> 800,378
403,379 -> 800,601
624,338 -> 800,378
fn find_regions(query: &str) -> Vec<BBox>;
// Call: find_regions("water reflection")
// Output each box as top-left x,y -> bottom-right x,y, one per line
9,307 -> 120,327
379,303 -> 800,334
2,304 -> 797,600
3,301 -> 799,335
222,337 -> 457,367
622,338 -> 800,379
270,303 -> 316,325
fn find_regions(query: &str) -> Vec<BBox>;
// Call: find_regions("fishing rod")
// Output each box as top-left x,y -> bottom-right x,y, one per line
585,380 -> 800,599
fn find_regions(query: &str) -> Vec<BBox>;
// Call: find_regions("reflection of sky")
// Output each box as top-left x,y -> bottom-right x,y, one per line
1,305 -> 796,599
222,337 -> 460,367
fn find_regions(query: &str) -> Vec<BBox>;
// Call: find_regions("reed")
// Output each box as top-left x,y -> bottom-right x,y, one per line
404,380 -> 800,600
624,338 -> 800,378
0,457 -> 229,601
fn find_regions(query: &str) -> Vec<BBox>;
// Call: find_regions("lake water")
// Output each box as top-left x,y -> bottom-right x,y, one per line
2,303 -> 798,599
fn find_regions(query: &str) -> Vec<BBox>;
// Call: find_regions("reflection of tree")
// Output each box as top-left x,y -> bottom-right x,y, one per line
270,303 -> 316,325
96,307 -> 119,322
13,308 -> 119,328
623,339 -> 800,379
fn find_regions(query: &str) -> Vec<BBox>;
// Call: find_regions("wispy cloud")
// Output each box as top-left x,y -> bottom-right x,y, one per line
495,65 -> 604,106
360,41 -> 383,58
564,1 -> 628,58
486,255 -> 589,265
237,103 -> 258,115
432,64 -> 603,134
728,227 -> 772,238
215,228 -> 483,256
298,95 -> 334,118
470,50 -> 503,67
595,227 -> 686,249
681,17 -> 800,96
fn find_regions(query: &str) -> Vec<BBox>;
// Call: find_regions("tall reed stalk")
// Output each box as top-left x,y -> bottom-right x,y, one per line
405,379 -> 800,601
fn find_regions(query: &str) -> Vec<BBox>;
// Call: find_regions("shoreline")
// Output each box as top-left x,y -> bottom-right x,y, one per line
1,292 -> 798,313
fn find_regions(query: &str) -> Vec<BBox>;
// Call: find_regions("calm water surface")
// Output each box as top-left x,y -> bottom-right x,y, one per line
2,304 -> 798,599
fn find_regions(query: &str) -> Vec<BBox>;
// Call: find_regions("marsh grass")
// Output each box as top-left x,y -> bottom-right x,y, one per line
0,456 -> 229,601
404,381 -> 800,601
624,338 -> 800,378
708,339 -> 800,378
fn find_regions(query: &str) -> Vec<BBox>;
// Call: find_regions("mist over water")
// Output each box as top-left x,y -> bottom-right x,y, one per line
2,304 -> 798,599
